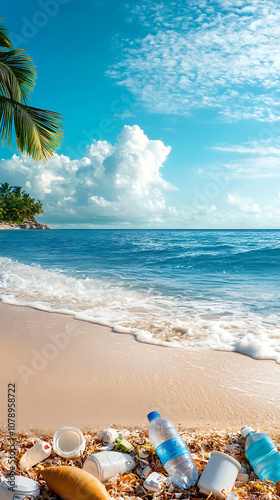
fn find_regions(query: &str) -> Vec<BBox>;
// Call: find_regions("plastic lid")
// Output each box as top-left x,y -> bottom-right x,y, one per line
1,476 -> 39,493
52,426 -> 85,458
241,426 -> 254,438
147,411 -> 160,422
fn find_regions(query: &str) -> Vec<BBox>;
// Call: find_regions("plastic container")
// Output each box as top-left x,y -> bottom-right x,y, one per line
147,411 -> 198,488
83,451 -> 136,482
98,428 -> 119,444
197,451 -> 241,499
0,476 -> 40,499
241,426 -> 280,483
52,426 -> 86,459
143,472 -> 171,492
19,441 -> 52,470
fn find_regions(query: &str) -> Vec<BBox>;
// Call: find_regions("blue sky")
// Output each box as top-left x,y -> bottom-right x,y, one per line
1,0 -> 280,228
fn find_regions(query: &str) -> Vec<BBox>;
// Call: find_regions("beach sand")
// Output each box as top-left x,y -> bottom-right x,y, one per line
0,224 -> 20,229
0,302 -> 279,434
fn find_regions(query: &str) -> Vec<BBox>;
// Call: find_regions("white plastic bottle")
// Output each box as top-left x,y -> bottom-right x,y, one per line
19,441 -> 52,471
147,411 -> 198,488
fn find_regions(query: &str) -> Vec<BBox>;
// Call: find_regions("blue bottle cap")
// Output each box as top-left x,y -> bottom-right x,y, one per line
147,411 -> 160,422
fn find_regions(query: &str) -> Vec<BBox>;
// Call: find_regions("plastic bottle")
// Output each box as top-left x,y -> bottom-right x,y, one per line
19,441 -> 52,471
147,411 -> 198,488
241,426 -> 280,483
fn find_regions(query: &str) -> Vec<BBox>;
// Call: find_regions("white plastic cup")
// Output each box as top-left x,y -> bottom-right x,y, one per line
197,451 -> 241,499
83,451 -> 136,482
52,426 -> 86,459
19,440 -> 52,470
0,476 -> 40,499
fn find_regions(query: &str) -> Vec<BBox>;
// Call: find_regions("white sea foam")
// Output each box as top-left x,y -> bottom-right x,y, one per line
0,256 -> 279,363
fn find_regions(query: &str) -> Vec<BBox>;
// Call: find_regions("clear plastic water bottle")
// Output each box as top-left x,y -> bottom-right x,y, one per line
241,426 -> 280,483
147,411 -> 198,488
19,441 -> 52,471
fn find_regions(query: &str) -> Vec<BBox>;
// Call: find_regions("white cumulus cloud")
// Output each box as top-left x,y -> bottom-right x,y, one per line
0,125 -> 179,226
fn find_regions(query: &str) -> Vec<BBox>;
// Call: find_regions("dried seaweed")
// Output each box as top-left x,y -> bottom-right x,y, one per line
0,428 -> 279,499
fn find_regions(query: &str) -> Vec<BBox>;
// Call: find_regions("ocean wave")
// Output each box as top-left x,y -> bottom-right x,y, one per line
0,256 -> 279,364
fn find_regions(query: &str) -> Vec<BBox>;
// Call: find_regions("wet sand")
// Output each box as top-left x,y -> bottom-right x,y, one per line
0,302 -> 279,434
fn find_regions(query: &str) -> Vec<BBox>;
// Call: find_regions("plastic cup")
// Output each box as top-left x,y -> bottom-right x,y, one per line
197,451 -> 241,499
83,451 -> 136,482
52,426 -> 86,459
0,476 -> 40,499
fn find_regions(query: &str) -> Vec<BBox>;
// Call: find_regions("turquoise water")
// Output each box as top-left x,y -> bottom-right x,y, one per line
0,229 -> 279,361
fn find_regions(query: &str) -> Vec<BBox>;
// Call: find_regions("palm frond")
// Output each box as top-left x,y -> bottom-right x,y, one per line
0,95 -> 14,147
0,19 -> 12,50
0,96 -> 63,161
0,50 -> 36,102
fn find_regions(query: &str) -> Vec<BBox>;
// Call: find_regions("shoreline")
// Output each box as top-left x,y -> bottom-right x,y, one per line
0,220 -> 49,229
0,302 -> 279,434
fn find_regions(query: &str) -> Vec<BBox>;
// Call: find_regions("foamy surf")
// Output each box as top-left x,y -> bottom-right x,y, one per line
0,256 -> 279,363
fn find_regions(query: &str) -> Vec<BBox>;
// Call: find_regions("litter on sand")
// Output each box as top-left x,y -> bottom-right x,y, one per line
0,423 -> 280,500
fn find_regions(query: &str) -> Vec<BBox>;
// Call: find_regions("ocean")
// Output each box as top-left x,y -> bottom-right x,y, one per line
0,229 -> 279,363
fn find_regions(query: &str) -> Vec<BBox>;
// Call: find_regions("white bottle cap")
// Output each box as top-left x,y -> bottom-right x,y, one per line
241,426 -> 254,438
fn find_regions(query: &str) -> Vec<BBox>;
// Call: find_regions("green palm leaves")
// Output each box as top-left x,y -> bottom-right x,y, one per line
0,18 -> 63,160
0,21 -> 12,50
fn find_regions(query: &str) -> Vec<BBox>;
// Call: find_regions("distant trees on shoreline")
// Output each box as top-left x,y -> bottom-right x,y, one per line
0,182 -> 43,222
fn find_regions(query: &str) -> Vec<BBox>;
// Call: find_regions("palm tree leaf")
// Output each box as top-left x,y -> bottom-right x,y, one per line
0,95 -> 63,160
0,50 -> 36,102
0,19 -> 12,50
0,94 -> 14,147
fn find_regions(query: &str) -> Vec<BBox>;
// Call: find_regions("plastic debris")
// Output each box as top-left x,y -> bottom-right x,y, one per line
237,472 -> 249,483
143,472 -> 170,492
98,428 -> 119,444
142,466 -> 152,477
115,437 -> 134,452
52,427 -> 85,459
19,441 -> 52,471
0,427 -> 279,499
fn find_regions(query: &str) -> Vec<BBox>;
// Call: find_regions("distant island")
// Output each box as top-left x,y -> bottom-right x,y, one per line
0,183 -> 49,230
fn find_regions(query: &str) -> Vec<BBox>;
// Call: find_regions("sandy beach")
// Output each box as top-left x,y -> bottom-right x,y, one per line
0,224 -> 20,229
0,302 -> 279,434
